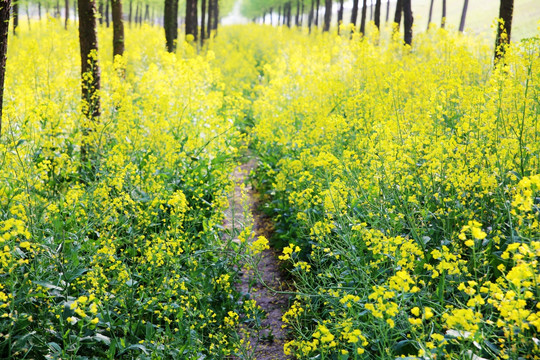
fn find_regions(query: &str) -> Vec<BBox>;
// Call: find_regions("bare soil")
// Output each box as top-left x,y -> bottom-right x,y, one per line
223,158 -> 292,360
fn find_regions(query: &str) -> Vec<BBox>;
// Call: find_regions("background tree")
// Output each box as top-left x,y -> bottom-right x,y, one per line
359,0 -> 366,34
65,0 -> 69,28
374,0 -> 380,30
185,0 -> 197,42
427,0 -> 433,30
403,0 -> 412,45
441,0 -> 446,28
337,0 -> 343,34
112,0 -> 124,57
0,0 -> 10,136
77,0 -> 101,165
494,0 -> 513,61
12,0 -> 17,35
350,0 -> 358,29
459,0 -> 469,32
164,0 -> 178,51
322,0 -> 331,32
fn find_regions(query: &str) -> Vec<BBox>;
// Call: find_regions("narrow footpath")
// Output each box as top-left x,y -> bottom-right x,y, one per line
223,157 -> 292,360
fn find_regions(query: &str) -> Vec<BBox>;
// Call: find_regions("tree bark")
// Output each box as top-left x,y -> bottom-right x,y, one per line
308,0 -> 314,32
144,3 -> 148,21
427,0 -> 434,30
105,0 -> 109,27
38,2 -> 41,19
337,0 -> 343,34
200,0 -> 206,44
458,0 -> 468,32
211,0 -> 217,32
128,0 -> 132,25
207,0 -> 213,37
393,0 -> 402,30
494,0 -> 513,61
403,0 -> 412,45
385,0 -> 390,22
322,0 -> 331,32
112,0 -> 124,57
185,0 -> 197,42
12,0 -> 17,35
314,0 -> 319,27
77,0 -> 101,165
374,0 -> 381,29
164,0 -> 177,51
360,0 -> 367,34
0,0 -> 11,136
441,0 -> 446,28
351,0 -> 359,27
98,0 -> 103,24
65,0 -> 69,28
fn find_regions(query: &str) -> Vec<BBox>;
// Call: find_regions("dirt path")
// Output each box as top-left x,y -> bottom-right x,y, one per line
223,158 -> 292,360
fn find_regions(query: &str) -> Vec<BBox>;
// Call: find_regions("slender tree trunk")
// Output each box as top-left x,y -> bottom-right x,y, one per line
65,0 -> 69,28
295,0 -> 300,27
374,0 -> 381,29
164,0 -> 177,50
77,0 -> 101,165
403,0 -> 412,45
12,0 -> 17,35
185,0 -> 197,42
322,0 -> 331,32
98,0 -> 103,24
427,0 -> 434,30
38,2 -> 41,19
360,0 -> 367,34
207,0 -> 213,37
385,0 -> 389,22
144,3 -> 148,21
314,0 -> 319,27
134,2 -> 138,26
337,0 -> 343,34
0,0 -> 11,136
111,0 -> 124,57
105,0 -> 109,27
212,0 -> 217,32
393,0 -> 402,31
200,0 -> 206,44
458,0 -> 468,32
494,0 -> 513,61
351,0 -> 358,27
300,0 -> 304,25
370,0 -> 373,20
441,0 -> 446,28
128,0 -> 132,25
308,0 -> 314,32
56,0 -> 60,17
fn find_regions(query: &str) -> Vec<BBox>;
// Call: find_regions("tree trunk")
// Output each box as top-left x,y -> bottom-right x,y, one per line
185,0 -> 197,42
134,2 -> 138,26
98,0 -> 103,24
308,0 -> 314,32
38,2 -> 41,19
200,0 -> 205,44
56,0 -> 60,17
207,0 -> 213,37
65,0 -> 69,28
300,0 -> 304,25
441,0 -> 446,28
393,0 -> 402,31
295,0 -> 300,27
105,0 -> 109,27
25,3 -> 30,28
314,0 -> 319,27
374,0 -> 381,29
458,0 -> 468,32
144,3 -> 148,21
370,0 -> 373,20
403,0 -> 412,45
351,0 -> 359,27
112,0 -> 124,57
128,0 -> 132,25
12,0 -> 17,35
0,0 -> 11,136
427,0 -> 434,30
164,0 -> 177,51
212,0 -> 217,32
322,0 -> 331,32
77,0 -> 101,164
360,0 -> 367,34
385,0 -> 389,22
494,0 -> 513,61
337,0 -> 343,34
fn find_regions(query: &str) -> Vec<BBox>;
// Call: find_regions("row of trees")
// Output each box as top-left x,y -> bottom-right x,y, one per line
241,0 -> 514,49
